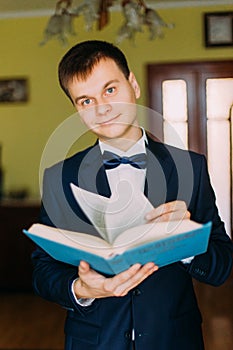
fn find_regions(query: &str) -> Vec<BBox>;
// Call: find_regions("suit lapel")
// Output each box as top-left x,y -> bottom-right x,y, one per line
60,144 -> 110,235
145,137 -> 178,207
77,144 -> 111,197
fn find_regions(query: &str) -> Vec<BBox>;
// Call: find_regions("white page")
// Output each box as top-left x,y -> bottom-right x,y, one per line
70,181 -> 153,244
104,181 -> 153,243
113,219 -> 202,248
70,183 -> 109,240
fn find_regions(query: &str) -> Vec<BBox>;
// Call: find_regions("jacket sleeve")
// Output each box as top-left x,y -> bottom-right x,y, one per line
31,168 -> 97,314
187,154 -> 233,286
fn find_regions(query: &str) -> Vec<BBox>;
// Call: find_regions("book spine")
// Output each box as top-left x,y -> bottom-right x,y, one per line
108,254 -> 131,274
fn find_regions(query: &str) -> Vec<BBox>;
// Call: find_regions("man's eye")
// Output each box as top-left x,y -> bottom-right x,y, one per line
106,87 -> 115,95
82,99 -> 92,106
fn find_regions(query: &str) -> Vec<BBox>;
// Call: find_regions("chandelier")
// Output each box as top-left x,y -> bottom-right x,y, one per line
40,0 -> 174,46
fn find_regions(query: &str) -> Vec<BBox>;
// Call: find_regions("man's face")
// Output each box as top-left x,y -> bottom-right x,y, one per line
67,58 -> 141,144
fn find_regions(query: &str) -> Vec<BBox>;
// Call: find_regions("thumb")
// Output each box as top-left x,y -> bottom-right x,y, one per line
78,260 -> 90,274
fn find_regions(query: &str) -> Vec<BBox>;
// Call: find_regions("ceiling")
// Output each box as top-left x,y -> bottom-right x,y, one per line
0,0 -> 230,18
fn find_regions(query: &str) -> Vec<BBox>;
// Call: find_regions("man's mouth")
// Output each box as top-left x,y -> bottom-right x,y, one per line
97,114 -> 121,125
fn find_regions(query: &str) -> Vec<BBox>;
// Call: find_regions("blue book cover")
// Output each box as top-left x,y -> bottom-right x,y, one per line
23,220 -> 212,275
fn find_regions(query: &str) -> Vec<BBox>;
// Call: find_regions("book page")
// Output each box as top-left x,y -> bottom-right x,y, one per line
27,223 -> 115,258
70,181 -> 154,244
104,181 -> 154,244
70,183 -> 109,240
113,219 -> 202,251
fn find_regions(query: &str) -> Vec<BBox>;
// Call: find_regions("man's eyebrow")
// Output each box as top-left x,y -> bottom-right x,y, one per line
103,79 -> 119,89
74,79 -> 120,104
74,95 -> 89,105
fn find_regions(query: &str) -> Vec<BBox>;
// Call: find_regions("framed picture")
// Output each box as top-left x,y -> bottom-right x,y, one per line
204,12 -> 233,47
0,78 -> 28,103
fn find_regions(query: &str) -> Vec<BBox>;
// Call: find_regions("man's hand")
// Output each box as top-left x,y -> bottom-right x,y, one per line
145,200 -> 190,223
74,261 -> 158,299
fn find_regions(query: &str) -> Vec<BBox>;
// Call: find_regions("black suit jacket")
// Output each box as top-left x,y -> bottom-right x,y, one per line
32,136 -> 233,350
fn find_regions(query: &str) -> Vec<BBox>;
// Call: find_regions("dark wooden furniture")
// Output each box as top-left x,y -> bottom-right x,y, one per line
0,200 -> 40,291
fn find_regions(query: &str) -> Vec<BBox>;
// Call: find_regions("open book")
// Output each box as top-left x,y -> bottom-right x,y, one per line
24,219 -> 211,275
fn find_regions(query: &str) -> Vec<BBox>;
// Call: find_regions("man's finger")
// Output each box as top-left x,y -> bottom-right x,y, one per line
145,201 -> 188,222
106,263 -> 157,296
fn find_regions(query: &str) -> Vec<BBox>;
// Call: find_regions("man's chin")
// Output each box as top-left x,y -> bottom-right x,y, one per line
93,124 -> 126,139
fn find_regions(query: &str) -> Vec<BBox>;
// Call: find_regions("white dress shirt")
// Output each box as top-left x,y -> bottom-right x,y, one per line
99,129 -> 148,194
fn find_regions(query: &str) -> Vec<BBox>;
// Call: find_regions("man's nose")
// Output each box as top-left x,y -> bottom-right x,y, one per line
95,102 -> 112,116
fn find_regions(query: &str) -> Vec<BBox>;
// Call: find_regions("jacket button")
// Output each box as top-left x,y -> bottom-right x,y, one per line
124,331 -> 131,339
194,268 -> 206,276
133,288 -> 141,296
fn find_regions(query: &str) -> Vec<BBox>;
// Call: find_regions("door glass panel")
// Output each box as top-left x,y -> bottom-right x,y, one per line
207,120 -> 231,235
206,78 -> 233,236
162,80 -> 188,149
206,78 -> 233,119
164,121 -> 188,150
231,106 -> 233,234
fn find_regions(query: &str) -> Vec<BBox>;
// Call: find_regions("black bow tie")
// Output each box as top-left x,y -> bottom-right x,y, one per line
102,151 -> 147,170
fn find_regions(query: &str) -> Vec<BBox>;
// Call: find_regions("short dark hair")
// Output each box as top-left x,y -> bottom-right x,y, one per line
58,40 -> 130,101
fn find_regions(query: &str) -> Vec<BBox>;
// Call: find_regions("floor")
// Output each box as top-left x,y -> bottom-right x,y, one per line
194,274 -> 233,350
0,273 -> 232,350
0,292 -> 66,350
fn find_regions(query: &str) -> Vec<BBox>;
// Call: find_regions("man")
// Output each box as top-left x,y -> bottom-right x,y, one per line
32,40 -> 233,350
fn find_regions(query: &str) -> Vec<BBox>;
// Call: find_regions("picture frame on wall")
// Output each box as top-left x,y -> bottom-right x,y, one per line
0,78 -> 28,103
204,12 -> 233,47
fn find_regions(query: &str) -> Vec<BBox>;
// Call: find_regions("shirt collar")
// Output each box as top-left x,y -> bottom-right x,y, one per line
99,128 -> 148,156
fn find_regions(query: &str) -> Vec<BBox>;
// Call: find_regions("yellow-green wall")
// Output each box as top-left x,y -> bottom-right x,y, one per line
0,4 -> 232,198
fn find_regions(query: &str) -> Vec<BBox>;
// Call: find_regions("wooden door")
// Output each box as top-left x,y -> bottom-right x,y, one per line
147,61 -> 233,236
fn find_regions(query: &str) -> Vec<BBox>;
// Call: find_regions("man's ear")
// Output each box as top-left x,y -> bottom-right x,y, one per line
129,72 -> 141,99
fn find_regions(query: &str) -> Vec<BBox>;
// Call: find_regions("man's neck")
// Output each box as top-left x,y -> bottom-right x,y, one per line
100,128 -> 143,152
